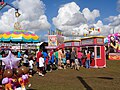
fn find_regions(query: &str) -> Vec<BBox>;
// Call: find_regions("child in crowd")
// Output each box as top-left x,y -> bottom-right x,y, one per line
62,54 -> 66,69
45,56 -> 49,72
75,58 -> 79,70
66,50 -> 70,68
29,56 -> 34,75
39,54 -> 45,76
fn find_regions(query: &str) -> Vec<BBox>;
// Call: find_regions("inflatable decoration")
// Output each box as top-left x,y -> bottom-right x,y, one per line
20,66 -> 32,87
3,69 -> 13,78
2,69 -> 14,90
0,51 -> 21,69
107,33 -> 120,53
20,66 -> 29,74
14,68 -> 23,77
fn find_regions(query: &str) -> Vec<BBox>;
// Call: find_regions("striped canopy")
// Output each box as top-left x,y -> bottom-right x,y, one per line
0,30 -> 40,43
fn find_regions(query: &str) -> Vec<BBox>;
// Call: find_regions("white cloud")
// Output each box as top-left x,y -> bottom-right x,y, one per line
82,8 -> 100,23
53,2 -> 87,30
105,14 -> 120,34
0,9 -> 16,32
92,20 -> 111,36
0,0 -> 50,33
52,2 -> 100,37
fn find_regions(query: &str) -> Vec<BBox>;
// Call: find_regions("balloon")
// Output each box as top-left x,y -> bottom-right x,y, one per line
14,68 -> 23,77
2,77 -> 9,84
24,74 -> 28,78
22,75 -> 27,80
20,66 -> 29,74
0,51 -> 21,69
3,69 -> 13,78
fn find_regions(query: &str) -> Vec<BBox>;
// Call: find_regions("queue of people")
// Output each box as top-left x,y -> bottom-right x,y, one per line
0,48 -> 95,78
35,48 -> 95,77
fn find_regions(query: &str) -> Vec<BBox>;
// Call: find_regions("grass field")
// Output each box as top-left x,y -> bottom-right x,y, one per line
28,60 -> 120,90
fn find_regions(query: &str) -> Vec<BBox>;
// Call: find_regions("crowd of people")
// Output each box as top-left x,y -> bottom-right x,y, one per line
34,47 -> 94,76
0,47 -> 95,77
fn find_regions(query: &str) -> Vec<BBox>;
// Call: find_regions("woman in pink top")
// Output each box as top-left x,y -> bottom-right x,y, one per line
77,51 -> 83,67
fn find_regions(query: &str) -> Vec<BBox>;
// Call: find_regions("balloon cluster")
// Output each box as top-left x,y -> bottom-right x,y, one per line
1,66 -> 31,90
108,33 -> 120,52
108,33 -> 120,43
0,50 -> 32,90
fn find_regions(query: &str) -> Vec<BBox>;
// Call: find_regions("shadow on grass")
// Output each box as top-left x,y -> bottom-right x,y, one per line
97,77 -> 113,80
77,76 -> 92,90
27,89 -> 37,90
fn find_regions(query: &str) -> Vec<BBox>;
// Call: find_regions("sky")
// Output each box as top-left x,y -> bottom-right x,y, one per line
0,0 -> 120,40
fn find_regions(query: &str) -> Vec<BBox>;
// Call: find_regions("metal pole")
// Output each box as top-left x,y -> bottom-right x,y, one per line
113,27 -> 115,34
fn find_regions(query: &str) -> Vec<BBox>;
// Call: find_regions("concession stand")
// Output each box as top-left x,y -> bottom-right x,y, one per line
80,36 -> 106,68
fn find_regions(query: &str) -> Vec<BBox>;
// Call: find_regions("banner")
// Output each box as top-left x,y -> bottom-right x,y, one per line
109,53 -> 120,60
48,35 -> 57,46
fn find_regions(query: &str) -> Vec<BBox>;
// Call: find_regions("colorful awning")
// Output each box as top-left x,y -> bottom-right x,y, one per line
0,31 -> 40,43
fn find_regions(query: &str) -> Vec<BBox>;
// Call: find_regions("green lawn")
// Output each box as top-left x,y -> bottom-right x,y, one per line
28,60 -> 120,90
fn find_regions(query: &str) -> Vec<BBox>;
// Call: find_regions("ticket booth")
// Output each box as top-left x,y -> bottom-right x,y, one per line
80,36 -> 106,68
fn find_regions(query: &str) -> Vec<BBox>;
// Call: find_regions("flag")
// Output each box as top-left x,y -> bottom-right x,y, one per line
0,1 -> 6,10
48,29 -> 50,35
83,34 -> 87,36
89,31 -> 92,34
0,0 -> 4,5
56,28 -> 62,35
90,28 -> 94,31
98,28 -> 100,32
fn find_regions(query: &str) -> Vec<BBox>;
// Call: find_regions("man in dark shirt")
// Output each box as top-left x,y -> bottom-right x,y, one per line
70,49 -> 76,69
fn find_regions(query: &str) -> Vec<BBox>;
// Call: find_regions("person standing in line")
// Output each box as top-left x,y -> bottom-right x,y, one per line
17,49 -> 22,58
66,50 -> 70,68
54,49 -> 58,65
42,50 -> 48,71
23,50 -> 29,67
62,53 -> 67,69
58,48 -> 63,69
39,54 -> 45,76
29,56 -> 34,76
77,50 -> 83,67
36,49 -> 42,74
86,51 -> 91,68
70,48 -> 76,69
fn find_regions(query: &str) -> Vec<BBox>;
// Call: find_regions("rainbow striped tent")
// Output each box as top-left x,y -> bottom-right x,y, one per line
0,30 -> 39,43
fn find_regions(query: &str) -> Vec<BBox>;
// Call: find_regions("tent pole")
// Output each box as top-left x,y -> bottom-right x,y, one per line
20,43 -> 21,51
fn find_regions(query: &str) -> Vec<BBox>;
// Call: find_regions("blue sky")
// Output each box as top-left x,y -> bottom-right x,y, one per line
0,0 -> 120,39
42,0 -> 119,27
1,0 -> 119,29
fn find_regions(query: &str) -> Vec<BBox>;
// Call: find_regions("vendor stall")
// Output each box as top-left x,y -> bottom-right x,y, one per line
80,36 -> 106,68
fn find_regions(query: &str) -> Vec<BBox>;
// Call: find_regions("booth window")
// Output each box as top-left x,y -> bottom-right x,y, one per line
96,47 -> 101,58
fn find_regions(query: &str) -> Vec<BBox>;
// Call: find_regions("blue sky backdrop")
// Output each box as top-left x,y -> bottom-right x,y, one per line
0,0 -> 120,40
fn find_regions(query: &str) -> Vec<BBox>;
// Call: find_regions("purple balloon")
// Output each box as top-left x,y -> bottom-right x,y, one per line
0,51 -> 21,69
2,77 -> 9,84
25,74 -> 28,79
22,74 -> 29,80
22,75 -> 27,80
